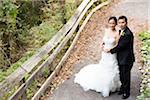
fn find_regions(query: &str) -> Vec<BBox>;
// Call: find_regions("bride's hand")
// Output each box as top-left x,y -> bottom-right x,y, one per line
101,42 -> 104,49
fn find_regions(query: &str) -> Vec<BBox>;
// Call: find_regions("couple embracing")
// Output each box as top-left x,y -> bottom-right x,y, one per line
74,16 -> 135,99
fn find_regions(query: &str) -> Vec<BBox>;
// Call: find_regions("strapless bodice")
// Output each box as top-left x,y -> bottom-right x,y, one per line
103,36 -> 116,49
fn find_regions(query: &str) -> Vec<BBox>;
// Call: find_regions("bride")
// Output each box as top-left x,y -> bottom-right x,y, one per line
74,16 -> 121,97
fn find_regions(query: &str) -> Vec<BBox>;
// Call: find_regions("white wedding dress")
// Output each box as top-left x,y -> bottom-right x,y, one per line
74,31 -> 121,97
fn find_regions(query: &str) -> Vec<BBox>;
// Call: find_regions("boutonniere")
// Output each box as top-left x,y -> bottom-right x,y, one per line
121,32 -> 125,36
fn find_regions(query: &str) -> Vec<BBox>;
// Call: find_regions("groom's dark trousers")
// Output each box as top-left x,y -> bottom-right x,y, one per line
119,63 -> 133,94
110,27 -> 135,95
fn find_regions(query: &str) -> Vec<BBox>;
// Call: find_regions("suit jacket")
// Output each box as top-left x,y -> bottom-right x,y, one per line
110,27 -> 135,66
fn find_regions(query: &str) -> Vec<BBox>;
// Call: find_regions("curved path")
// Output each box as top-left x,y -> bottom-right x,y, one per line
46,0 -> 150,100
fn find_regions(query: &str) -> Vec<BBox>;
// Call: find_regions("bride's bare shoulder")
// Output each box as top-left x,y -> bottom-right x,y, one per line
104,28 -> 110,36
114,31 -> 120,39
104,28 -> 110,32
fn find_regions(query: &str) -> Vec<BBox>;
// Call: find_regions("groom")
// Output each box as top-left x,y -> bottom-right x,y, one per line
105,16 -> 135,99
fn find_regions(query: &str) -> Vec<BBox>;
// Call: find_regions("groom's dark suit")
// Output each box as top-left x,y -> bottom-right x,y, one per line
110,26 -> 135,94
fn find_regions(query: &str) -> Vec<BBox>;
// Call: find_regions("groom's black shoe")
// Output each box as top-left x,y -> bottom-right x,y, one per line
122,93 -> 130,99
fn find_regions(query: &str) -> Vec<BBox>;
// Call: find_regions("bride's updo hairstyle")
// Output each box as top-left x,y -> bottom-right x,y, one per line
108,16 -> 117,25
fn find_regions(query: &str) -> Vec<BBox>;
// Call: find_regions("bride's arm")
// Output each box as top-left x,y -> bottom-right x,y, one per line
101,28 -> 108,50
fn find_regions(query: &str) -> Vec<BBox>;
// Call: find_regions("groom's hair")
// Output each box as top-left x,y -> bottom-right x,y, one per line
118,16 -> 128,23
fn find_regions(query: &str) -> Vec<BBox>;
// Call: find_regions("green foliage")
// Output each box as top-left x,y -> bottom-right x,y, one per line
139,31 -> 150,61
101,0 -> 108,2
42,67 -> 50,78
27,79 -> 39,98
2,85 -> 19,100
64,1 -> 77,21
17,0 -> 44,27
137,88 -> 150,100
0,0 -> 19,69
0,0 -> 83,82
64,0 -> 82,21
138,31 -> 150,100
0,0 -> 18,25
139,31 -> 150,41
30,21 -> 63,47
